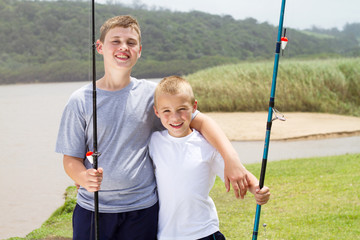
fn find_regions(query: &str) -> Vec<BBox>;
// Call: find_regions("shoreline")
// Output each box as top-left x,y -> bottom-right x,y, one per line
270,130 -> 360,141
206,112 -> 360,141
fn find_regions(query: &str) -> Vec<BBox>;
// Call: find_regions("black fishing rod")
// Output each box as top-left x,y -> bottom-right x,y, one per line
91,0 -> 99,239
251,0 -> 287,239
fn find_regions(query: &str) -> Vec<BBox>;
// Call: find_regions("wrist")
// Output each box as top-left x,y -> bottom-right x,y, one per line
223,151 -> 241,165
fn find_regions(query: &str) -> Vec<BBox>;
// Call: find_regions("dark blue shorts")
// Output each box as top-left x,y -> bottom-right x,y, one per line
198,231 -> 226,240
72,202 -> 159,240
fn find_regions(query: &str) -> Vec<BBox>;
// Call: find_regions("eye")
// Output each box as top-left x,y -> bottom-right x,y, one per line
112,40 -> 120,44
128,41 -> 137,46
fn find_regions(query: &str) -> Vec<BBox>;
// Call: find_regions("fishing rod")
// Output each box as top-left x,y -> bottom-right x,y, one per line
251,0 -> 287,239
91,0 -> 100,239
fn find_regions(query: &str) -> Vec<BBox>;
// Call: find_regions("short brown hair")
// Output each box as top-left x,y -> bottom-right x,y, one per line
99,15 -> 141,43
154,76 -> 195,107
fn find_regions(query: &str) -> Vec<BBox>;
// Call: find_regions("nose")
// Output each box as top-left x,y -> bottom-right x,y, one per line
118,43 -> 128,51
170,112 -> 180,121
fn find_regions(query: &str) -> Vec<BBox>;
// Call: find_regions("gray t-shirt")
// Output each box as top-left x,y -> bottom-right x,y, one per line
55,77 -> 163,213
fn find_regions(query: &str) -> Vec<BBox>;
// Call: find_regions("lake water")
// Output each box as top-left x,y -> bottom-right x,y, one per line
0,81 -> 359,239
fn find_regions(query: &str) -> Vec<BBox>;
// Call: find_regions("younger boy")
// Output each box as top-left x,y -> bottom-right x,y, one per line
56,16 -> 249,239
149,76 -> 270,240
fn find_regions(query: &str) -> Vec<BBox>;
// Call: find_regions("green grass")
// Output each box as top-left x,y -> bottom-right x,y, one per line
13,154 -> 360,240
187,57 -> 360,116
213,154 -> 360,239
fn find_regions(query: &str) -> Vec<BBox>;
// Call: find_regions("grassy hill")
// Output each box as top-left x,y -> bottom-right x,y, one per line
0,0 -> 359,84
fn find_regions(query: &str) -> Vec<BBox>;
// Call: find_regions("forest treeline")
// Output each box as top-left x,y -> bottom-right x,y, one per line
0,0 -> 359,84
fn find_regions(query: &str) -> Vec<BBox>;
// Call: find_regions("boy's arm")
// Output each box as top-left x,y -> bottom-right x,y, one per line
246,170 -> 271,205
63,155 -> 103,192
190,112 -> 249,199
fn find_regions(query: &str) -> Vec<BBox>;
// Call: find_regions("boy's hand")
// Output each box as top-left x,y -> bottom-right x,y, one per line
224,161 -> 249,199
254,186 -> 270,205
82,168 -> 104,192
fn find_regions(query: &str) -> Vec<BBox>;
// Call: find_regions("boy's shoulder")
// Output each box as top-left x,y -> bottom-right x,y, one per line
71,82 -> 92,95
131,77 -> 157,90
150,129 -> 167,140
191,129 -> 212,146
66,83 -> 92,106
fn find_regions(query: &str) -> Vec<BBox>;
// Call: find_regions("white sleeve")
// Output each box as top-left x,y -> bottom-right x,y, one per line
192,109 -> 200,120
211,150 -> 225,182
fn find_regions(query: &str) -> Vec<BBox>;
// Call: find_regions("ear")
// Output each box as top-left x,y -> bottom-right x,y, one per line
138,44 -> 142,59
153,105 -> 160,118
96,40 -> 103,54
192,100 -> 198,113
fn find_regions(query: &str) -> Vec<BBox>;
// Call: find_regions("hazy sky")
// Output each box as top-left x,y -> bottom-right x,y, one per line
97,0 -> 360,30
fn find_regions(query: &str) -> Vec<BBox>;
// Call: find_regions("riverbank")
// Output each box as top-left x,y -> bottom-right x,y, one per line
207,112 -> 360,141
13,154 -> 360,240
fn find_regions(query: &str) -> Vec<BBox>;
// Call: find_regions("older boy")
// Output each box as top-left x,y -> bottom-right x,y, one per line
149,76 -> 270,240
56,16 -> 249,239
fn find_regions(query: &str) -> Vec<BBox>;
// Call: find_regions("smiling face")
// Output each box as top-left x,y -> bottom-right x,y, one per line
96,26 -> 142,72
154,92 -> 197,138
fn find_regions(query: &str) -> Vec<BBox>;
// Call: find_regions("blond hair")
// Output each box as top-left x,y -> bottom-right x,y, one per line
99,15 -> 141,43
154,76 -> 195,107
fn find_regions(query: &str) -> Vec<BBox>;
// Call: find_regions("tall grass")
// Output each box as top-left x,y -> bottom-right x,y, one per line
187,58 -> 360,116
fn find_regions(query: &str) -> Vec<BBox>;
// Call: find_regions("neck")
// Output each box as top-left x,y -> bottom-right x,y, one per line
97,69 -> 132,91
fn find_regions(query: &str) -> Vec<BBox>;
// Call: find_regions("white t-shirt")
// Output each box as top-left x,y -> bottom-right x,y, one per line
149,129 -> 225,240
